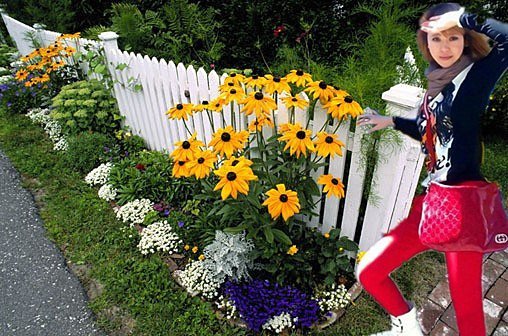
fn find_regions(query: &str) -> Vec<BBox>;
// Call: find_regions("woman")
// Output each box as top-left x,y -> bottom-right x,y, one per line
355,3 -> 507,336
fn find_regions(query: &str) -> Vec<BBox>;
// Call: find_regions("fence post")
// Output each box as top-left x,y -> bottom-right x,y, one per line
98,31 -> 119,51
32,23 -> 45,48
381,83 -> 426,231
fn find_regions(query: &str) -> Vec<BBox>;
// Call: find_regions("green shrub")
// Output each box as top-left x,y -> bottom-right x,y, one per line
0,44 -> 18,68
108,150 -> 200,206
63,132 -> 114,174
50,79 -> 122,135
482,76 -> 508,138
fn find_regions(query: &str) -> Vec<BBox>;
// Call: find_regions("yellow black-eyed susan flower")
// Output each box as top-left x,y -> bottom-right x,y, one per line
193,100 -> 211,112
219,86 -> 246,104
281,94 -> 309,110
223,72 -> 246,86
278,123 -> 315,158
222,156 -> 254,168
186,150 -> 216,179
324,95 -> 363,119
244,75 -> 267,88
304,80 -> 336,104
317,174 -> 345,198
262,184 -> 300,221
208,126 -> 249,158
208,97 -> 226,112
213,163 -> 258,200
58,32 -> 81,40
248,115 -> 274,132
172,160 -> 191,178
171,134 -> 204,162
314,132 -> 345,158
240,91 -> 277,118
264,74 -> 291,95
166,103 -> 194,120
285,70 -> 313,87
15,69 -> 29,81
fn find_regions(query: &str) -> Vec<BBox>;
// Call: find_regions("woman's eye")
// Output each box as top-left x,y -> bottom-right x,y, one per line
450,36 -> 460,41
432,37 -> 441,42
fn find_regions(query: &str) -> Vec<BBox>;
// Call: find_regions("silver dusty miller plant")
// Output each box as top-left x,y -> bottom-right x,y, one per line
203,231 -> 255,282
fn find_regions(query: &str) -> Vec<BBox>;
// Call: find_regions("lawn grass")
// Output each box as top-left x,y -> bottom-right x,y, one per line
1,109 -> 504,335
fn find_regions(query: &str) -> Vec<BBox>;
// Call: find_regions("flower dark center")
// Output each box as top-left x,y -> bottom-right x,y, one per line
279,194 -> 288,202
230,73 -> 237,77
291,97 -> 298,102
197,158 -> 205,164
176,104 -> 183,110
345,96 -> 353,103
215,103 -> 221,107
182,141 -> 191,149
232,160 -> 239,166
325,136 -> 334,144
221,132 -> 231,142
296,70 -> 304,76
178,161 -> 185,166
254,92 -> 264,100
230,89 -> 237,94
331,178 -> 339,185
252,75 -> 259,79
296,131 -> 306,139
274,77 -> 281,82
202,100 -> 209,105
319,81 -> 327,89
226,172 -> 237,181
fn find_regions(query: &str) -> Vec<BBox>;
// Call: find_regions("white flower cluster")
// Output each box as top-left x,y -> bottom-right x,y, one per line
215,295 -> 238,320
313,283 -> 351,313
98,183 -> 117,201
85,162 -> 112,186
177,260 -> 222,299
137,220 -> 182,255
0,75 -> 11,83
10,60 -> 23,68
114,198 -> 153,226
262,312 -> 297,334
26,108 -> 68,151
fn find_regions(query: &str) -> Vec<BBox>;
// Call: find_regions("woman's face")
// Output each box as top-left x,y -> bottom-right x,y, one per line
427,29 -> 465,68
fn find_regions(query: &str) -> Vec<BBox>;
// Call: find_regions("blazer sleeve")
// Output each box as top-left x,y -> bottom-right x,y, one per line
393,116 -> 422,141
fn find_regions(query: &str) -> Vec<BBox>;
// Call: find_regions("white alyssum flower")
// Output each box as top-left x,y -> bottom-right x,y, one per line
98,183 -> 117,201
0,75 -> 12,83
215,295 -> 238,320
85,162 -> 112,186
137,220 -> 182,255
176,260 -> 222,299
114,198 -> 153,226
53,138 -> 68,151
313,283 -> 351,313
26,108 -> 67,151
10,60 -> 23,68
262,312 -> 297,334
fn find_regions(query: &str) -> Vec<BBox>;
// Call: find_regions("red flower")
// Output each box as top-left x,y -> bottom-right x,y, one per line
135,163 -> 146,171
273,25 -> 286,37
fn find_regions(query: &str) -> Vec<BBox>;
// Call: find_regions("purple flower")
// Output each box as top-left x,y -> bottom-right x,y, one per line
7,102 -> 11,107
162,209 -> 170,217
177,221 -> 184,228
224,279 -> 320,332
153,203 -> 164,212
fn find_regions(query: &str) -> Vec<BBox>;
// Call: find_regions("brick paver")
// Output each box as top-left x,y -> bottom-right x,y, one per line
422,251 -> 508,336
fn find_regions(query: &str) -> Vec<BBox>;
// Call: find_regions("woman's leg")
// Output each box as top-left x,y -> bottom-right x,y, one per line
445,251 -> 486,336
357,195 -> 430,316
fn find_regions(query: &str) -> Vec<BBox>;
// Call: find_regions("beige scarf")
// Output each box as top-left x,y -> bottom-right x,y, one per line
425,55 -> 473,97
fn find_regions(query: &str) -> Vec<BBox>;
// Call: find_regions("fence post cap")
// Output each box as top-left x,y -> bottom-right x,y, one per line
98,31 -> 119,41
382,83 -> 425,108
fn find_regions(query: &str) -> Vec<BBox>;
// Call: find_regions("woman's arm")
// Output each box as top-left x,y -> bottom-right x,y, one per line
356,112 -> 422,141
460,14 -> 508,50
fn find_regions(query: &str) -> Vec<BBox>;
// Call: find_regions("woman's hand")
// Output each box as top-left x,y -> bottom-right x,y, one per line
356,110 -> 394,133
421,7 -> 465,33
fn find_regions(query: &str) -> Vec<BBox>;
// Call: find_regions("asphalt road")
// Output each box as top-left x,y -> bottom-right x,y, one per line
0,149 -> 103,336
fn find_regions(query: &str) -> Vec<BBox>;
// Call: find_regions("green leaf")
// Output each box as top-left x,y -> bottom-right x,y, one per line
95,64 -> 106,74
224,224 -> 248,234
263,226 -> 274,244
272,228 -> 292,245
116,63 -> 128,71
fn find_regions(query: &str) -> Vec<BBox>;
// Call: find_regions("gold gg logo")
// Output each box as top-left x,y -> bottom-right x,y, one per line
495,234 -> 508,244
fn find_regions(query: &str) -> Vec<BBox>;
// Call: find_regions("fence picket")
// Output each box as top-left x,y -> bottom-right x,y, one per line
159,59 -> 180,151
208,70 -> 223,130
187,65 -> 206,141
167,61 -> 187,141
197,67 -> 214,144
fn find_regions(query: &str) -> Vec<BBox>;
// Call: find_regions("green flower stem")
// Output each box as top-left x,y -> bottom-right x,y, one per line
331,118 -> 344,135
183,120 -> 192,137
230,101 -> 236,129
256,130 -> 275,186
272,91 -> 278,134
205,109 -> 215,133
290,106 -> 295,124
306,99 -> 318,130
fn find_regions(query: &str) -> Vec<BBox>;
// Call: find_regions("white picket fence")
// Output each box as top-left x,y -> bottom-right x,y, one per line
1,12 -> 426,251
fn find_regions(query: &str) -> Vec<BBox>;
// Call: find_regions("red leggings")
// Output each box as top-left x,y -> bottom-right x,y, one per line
356,194 -> 486,336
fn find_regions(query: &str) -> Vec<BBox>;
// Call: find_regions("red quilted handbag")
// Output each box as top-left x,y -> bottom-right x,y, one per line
419,180 -> 508,252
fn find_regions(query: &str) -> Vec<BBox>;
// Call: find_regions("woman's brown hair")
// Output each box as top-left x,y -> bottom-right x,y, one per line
416,2 -> 491,63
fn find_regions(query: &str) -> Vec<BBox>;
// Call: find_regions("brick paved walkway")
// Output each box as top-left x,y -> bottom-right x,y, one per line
417,250 -> 508,335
